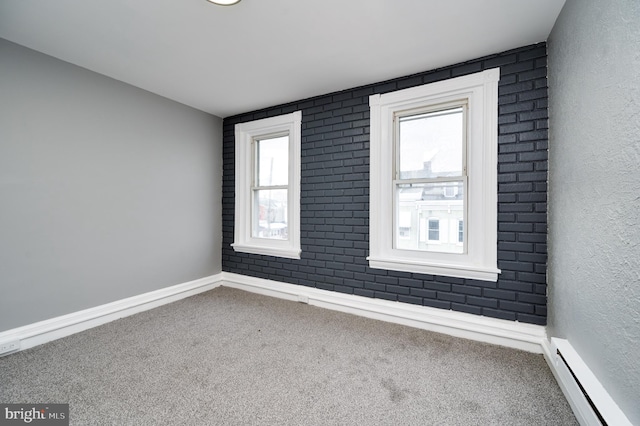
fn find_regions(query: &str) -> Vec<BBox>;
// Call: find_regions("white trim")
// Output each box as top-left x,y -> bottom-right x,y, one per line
543,338 -> 632,426
232,111 -> 302,259
228,244 -> 300,259
222,272 -> 545,353
2,269 -> 631,426
367,257 -> 501,282
0,271 -> 544,356
0,274 -> 223,354
0,272 -> 543,355
369,68 -> 500,281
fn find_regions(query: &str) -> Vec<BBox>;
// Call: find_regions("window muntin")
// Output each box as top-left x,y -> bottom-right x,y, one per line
368,68 -> 500,281
253,134 -> 289,240
394,104 -> 466,254
233,111 -> 301,259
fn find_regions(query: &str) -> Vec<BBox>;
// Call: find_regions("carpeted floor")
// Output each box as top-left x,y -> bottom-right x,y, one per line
0,286 -> 577,425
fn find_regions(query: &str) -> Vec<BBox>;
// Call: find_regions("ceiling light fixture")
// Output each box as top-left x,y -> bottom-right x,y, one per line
206,0 -> 241,5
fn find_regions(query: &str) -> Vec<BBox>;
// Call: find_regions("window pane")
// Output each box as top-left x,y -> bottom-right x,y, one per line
396,182 -> 464,253
428,219 -> 440,241
256,135 -> 288,186
253,189 -> 288,239
398,107 -> 463,179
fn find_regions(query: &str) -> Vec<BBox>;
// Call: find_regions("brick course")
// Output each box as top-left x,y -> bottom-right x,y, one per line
222,43 -> 549,325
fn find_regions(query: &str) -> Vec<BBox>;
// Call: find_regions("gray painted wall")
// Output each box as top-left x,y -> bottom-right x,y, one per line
547,0 -> 640,423
0,39 -> 222,332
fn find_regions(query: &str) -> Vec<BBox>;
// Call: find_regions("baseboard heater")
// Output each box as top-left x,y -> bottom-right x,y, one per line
550,338 -> 631,426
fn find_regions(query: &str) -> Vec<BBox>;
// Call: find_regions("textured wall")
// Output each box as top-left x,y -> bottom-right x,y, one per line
547,0 -> 640,423
0,39 -> 223,331
223,44 -> 549,325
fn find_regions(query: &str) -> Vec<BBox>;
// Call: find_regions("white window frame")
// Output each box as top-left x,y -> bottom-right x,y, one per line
232,111 -> 301,259
369,69 -> 500,281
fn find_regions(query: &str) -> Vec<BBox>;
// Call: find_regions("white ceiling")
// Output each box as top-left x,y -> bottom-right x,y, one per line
0,0 -> 565,118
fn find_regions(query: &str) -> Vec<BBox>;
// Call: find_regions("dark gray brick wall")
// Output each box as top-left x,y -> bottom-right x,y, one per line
222,43 -> 549,325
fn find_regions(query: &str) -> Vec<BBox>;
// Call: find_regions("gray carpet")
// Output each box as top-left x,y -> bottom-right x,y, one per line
0,286 -> 577,425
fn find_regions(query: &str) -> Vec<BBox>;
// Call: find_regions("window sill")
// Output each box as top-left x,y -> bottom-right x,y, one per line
231,243 -> 301,260
367,256 -> 500,282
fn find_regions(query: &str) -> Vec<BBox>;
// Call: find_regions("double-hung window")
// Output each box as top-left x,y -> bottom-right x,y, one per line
232,111 -> 301,259
369,69 -> 500,281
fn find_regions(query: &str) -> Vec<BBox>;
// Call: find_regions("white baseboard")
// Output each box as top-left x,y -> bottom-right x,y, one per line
221,272 -> 547,353
3,270 -> 632,425
542,338 -> 632,426
0,273 -> 223,355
